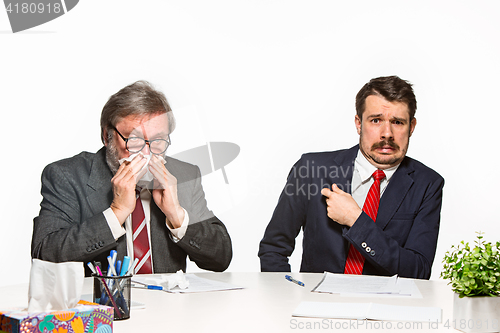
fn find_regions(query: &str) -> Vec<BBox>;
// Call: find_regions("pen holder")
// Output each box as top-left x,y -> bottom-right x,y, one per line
92,273 -> 132,320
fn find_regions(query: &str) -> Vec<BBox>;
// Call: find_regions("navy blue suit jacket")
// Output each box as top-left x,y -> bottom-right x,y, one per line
258,145 -> 444,279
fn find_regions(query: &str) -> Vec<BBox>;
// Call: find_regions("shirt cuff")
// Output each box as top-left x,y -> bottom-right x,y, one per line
166,208 -> 189,242
103,207 -> 126,240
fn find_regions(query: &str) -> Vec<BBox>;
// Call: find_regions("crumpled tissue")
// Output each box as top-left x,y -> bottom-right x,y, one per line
27,259 -> 84,312
162,270 -> 190,290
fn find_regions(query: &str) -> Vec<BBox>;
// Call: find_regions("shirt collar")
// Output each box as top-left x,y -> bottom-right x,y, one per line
355,149 -> 400,184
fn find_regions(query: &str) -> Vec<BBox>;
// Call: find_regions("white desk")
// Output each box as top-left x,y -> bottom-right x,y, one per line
0,272 -> 456,332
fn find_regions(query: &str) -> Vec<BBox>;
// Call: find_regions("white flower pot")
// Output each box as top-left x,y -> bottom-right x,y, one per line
453,293 -> 500,333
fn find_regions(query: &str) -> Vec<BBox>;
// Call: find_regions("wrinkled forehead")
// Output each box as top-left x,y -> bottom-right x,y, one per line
362,95 -> 411,121
116,112 -> 169,137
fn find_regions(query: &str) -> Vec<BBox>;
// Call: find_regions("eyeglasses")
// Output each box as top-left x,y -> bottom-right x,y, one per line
110,125 -> 171,155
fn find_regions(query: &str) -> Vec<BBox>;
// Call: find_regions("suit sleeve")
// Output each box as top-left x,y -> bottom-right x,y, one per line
258,158 -> 308,272
175,167 -> 232,272
343,174 -> 444,279
31,163 -> 117,263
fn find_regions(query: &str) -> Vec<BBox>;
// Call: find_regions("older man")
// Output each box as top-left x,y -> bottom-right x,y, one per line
32,81 -> 232,276
259,76 -> 444,279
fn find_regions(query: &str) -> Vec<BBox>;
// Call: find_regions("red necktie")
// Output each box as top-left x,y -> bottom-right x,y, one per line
344,169 -> 386,275
132,190 -> 153,274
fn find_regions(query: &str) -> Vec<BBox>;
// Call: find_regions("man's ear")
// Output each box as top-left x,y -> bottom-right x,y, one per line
409,117 -> 417,137
355,115 -> 362,135
103,128 -> 109,146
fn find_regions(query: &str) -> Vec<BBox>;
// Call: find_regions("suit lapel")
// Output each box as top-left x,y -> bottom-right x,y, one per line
375,157 -> 414,230
334,145 -> 358,194
86,147 -> 114,215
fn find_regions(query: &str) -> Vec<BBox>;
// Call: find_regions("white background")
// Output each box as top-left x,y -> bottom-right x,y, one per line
1,0 -> 499,286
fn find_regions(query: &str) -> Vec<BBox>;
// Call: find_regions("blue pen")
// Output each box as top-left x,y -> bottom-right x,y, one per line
145,285 -> 163,290
133,283 -> 163,290
120,256 -> 131,276
116,260 -> 122,276
285,275 -> 305,287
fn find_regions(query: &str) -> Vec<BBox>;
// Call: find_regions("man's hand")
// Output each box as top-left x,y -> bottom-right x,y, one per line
148,155 -> 185,229
320,184 -> 362,227
110,154 -> 147,225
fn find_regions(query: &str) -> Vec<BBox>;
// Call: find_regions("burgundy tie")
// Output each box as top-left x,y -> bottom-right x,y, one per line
344,169 -> 386,275
132,190 -> 153,274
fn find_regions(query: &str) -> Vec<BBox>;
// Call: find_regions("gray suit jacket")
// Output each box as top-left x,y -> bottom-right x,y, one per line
32,147 -> 232,276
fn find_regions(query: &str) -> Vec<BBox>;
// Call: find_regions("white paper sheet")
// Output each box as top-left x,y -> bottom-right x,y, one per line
312,272 -> 420,297
293,301 -> 442,322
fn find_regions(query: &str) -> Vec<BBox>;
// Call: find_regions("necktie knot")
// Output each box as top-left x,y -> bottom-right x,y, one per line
372,170 -> 386,182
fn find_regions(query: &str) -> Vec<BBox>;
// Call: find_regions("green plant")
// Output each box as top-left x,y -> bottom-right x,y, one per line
441,232 -> 500,298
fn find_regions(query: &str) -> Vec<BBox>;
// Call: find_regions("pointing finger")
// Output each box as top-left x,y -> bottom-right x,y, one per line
330,183 -> 345,194
321,187 -> 332,197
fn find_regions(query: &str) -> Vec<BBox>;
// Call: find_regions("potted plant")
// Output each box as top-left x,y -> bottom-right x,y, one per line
441,232 -> 500,333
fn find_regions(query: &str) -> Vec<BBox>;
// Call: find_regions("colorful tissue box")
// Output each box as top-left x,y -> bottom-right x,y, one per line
0,300 -> 113,333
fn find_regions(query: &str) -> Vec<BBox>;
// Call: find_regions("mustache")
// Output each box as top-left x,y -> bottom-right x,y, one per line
371,140 -> 400,150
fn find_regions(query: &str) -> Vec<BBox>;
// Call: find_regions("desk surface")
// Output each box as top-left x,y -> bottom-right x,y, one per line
0,272 -> 457,332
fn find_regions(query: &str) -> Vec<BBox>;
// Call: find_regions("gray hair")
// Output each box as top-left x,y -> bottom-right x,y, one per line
100,80 -> 176,144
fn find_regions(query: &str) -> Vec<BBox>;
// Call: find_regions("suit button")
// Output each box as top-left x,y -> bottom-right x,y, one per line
189,240 -> 201,249
370,250 -> 376,256
98,241 -> 104,247
365,247 -> 371,252
361,242 -> 367,248
86,246 -> 92,252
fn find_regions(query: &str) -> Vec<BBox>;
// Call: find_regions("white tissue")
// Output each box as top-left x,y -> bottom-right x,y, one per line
162,270 -> 189,290
119,152 -> 154,186
27,259 -> 84,312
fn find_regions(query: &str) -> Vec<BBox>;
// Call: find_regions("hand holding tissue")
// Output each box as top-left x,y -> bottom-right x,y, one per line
118,152 -> 168,189
118,152 -> 155,188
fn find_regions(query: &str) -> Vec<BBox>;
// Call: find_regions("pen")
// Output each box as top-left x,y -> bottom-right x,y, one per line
87,262 -> 97,275
95,265 -> 109,303
107,256 -> 118,276
94,261 -> 102,273
116,260 -> 122,276
110,250 -> 117,265
120,256 -> 131,276
285,275 -> 305,287
127,258 -> 139,275
132,283 -> 163,291
108,250 -> 117,274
